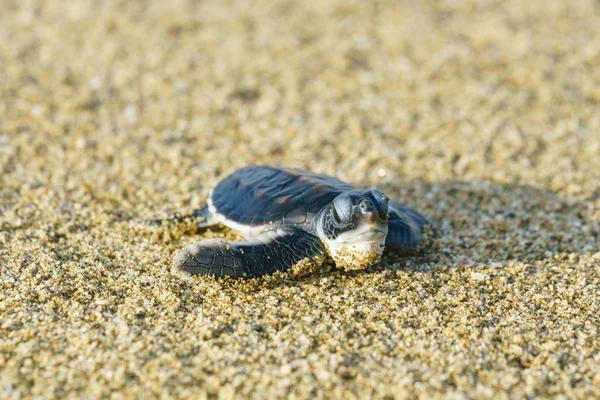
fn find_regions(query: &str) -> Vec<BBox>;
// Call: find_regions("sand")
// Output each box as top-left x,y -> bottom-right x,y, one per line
1,0 -> 599,398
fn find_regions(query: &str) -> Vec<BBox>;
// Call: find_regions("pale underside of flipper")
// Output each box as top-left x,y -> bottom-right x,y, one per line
173,228 -> 326,278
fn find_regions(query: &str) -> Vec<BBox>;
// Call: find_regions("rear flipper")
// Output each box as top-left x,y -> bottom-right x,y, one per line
174,228 -> 325,278
144,205 -> 216,229
385,200 -> 427,249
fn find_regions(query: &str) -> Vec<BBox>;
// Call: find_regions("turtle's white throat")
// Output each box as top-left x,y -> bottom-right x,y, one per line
324,224 -> 388,271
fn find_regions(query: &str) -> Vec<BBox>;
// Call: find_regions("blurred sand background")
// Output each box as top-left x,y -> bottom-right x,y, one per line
1,0 -> 600,398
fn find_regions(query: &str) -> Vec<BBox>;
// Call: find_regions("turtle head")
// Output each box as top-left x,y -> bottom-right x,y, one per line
318,189 -> 390,270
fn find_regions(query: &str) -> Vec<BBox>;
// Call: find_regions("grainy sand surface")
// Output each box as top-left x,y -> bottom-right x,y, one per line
1,0 -> 600,399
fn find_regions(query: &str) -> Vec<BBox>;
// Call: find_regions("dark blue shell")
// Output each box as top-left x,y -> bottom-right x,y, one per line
210,166 -> 355,226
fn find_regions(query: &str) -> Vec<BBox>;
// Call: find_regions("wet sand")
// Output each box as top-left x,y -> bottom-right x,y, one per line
1,0 -> 599,398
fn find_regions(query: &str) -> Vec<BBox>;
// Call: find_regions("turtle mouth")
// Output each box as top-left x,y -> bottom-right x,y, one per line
340,224 -> 388,244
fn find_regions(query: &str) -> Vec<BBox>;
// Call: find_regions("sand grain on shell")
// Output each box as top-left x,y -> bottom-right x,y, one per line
1,0 -> 600,399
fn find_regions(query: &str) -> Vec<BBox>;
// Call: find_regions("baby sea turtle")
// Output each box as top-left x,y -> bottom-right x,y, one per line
150,165 -> 426,278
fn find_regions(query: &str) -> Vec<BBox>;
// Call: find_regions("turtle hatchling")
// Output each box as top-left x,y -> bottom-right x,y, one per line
149,165 -> 426,278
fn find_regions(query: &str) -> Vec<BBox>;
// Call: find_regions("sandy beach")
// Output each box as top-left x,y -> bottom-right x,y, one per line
1,0 -> 599,398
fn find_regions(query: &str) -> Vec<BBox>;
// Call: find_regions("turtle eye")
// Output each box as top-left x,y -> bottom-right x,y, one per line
332,195 -> 352,223
371,190 -> 389,217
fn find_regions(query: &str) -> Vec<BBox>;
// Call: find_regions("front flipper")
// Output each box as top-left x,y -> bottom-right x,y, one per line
174,228 -> 325,278
385,200 -> 427,249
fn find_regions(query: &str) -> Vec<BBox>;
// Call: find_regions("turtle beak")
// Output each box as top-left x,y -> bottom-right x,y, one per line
359,199 -> 387,225
359,200 -> 376,220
